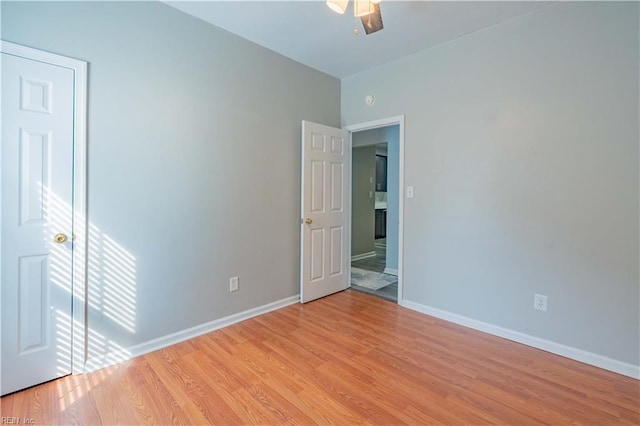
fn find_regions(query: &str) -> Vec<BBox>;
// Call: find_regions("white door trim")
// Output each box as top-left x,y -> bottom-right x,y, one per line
1,41 -> 88,374
345,116 -> 405,304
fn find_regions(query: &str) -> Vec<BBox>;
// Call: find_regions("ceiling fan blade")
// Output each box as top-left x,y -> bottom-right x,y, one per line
360,3 -> 383,35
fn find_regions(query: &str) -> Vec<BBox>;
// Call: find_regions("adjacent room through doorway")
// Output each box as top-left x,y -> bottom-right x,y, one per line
350,125 -> 400,302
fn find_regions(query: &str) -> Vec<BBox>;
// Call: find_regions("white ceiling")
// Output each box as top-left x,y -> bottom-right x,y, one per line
166,1 -> 553,78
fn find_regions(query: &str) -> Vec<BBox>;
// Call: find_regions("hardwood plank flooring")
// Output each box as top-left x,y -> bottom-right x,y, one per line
2,290 -> 638,425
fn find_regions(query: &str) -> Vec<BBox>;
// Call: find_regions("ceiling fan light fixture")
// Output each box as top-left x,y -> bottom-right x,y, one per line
354,0 -> 374,17
360,2 -> 383,34
326,0 -> 348,14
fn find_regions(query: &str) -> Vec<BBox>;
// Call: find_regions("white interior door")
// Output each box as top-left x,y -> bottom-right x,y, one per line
1,50 -> 75,395
300,121 -> 350,303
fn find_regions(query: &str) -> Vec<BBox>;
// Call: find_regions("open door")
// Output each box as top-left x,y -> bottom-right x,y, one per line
300,121 -> 350,303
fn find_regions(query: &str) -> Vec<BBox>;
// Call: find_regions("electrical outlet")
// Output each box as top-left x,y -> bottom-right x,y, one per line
230,276 -> 239,292
534,294 -> 548,311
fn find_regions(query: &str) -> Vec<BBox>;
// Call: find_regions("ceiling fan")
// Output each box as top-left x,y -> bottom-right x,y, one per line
326,0 -> 384,35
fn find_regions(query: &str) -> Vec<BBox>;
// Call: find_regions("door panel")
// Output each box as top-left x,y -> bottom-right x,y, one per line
2,52 -> 74,395
18,254 -> 49,353
311,160 -> 325,212
330,162 -> 343,211
301,121 -> 350,303
19,130 -> 51,225
329,226 -> 343,276
310,228 -> 325,281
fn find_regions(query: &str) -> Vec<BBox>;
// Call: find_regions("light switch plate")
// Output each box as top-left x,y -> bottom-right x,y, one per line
230,276 -> 239,292
406,186 -> 414,198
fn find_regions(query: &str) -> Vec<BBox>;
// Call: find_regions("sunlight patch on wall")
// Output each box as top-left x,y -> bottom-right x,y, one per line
88,223 -> 137,334
41,183 -> 137,376
84,327 -> 132,372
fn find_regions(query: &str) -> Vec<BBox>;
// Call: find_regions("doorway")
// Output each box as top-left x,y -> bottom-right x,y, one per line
346,117 -> 404,303
1,41 -> 87,395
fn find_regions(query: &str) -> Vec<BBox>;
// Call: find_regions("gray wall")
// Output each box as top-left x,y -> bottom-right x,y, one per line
351,146 -> 376,256
342,2 -> 639,366
2,1 -> 340,364
352,126 -> 400,270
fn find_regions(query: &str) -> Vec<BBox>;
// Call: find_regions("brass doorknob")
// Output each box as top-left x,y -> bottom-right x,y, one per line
304,218 -> 312,224
53,233 -> 68,244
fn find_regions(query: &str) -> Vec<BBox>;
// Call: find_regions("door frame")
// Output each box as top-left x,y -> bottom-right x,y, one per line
345,116 -> 405,304
1,41 -> 88,374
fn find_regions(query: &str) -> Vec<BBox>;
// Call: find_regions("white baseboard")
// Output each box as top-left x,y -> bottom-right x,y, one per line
401,299 -> 640,380
85,295 -> 300,372
351,251 -> 376,262
383,267 -> 398,276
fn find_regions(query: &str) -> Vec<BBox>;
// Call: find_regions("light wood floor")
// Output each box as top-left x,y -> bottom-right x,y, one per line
2,290 -> 638,425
